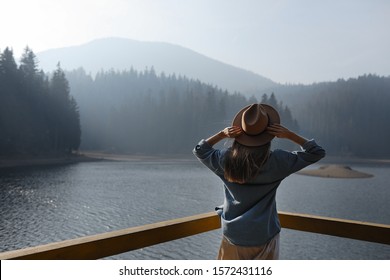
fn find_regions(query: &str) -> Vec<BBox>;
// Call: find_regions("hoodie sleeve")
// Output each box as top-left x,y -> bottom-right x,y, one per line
274,139 -> 326,177
192,139 -> 225,177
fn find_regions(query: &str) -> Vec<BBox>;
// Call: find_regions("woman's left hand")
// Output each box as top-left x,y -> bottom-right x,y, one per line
222,126 -> 243,138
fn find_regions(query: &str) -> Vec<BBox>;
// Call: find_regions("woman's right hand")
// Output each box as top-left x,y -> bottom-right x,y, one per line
266,123 -> 292,139
267,123 -> 308,146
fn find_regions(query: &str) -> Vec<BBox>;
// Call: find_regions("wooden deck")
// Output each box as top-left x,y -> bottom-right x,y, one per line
0,211 -> 389,260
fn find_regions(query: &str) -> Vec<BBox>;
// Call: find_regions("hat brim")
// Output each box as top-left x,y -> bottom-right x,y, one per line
232,104 -> 280,146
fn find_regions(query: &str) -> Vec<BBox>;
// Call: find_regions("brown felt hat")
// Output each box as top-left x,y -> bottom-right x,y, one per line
232,103 -> 280,146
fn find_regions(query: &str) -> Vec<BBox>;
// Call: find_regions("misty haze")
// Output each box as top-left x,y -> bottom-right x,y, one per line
2,38 -> 389,158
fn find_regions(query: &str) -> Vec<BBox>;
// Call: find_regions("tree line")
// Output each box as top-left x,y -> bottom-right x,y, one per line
0,47 -> 81,156
272,74 -> 390,157
65,67 -> 299,154
4,47 -> 387,158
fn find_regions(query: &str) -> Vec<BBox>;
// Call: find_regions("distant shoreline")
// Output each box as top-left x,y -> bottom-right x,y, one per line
84,151 -> 390,165
0,154 -> 102,169
82,151 -> 196,163
1,152 -> 389,169
320,155 -> 390,166
0,152 -> 193,169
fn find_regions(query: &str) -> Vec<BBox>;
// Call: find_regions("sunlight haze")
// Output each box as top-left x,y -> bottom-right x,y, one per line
1,0 -> 389,84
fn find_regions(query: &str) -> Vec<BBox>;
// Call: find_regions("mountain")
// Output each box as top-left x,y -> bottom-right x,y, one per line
36,37 -> 278,94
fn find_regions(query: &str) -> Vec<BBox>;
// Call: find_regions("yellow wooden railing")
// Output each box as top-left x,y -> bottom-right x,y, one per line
0,211 -> 389,260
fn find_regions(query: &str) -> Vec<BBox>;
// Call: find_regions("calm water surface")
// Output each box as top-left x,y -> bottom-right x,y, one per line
0,160 -> 389,259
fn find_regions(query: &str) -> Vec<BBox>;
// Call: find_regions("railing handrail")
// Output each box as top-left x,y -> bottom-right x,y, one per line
0,211 -> 389,260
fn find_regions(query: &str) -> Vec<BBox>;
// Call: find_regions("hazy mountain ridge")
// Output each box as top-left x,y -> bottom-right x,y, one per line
36,37 -> 278,95
34,38 -> 390,157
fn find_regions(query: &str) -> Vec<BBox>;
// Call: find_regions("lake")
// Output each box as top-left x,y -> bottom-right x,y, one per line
0,159 -> 389,259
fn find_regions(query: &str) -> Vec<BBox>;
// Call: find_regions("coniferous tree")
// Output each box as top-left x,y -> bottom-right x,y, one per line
0,48 -> 20,155
0,48 -> 81,157
19,47 -> 38,86
49,63 -> 81,154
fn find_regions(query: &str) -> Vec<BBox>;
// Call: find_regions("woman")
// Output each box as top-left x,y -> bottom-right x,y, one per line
193,103 -> 325,260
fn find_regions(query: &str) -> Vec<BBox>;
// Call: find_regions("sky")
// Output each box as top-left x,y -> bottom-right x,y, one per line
1,0 -> 389,84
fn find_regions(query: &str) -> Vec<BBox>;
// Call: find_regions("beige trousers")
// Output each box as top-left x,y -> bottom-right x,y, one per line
217,233 -> 280,260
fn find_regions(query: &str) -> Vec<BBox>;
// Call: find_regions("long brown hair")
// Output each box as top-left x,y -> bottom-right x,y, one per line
224,141 -> 271,184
